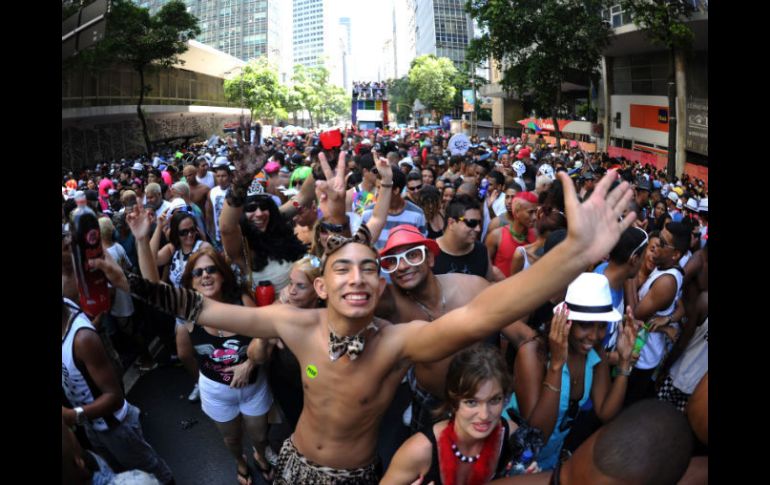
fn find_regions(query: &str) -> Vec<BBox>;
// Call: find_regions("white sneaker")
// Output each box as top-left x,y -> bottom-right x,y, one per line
187,384 -> 200,402
265,446 -> 279,467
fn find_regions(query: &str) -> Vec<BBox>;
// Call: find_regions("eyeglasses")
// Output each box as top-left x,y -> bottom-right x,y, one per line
408,185 -> 423,192
191,265 -> 218,278
630,228 -> 649,257
658,236 -> 672,250
178,228 -> 196,237
245,200 -> 271,213
458,217 -> 481,229
380,245 -> 427,273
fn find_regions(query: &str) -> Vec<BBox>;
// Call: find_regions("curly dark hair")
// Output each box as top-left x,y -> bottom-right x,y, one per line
239,197 -> 306,272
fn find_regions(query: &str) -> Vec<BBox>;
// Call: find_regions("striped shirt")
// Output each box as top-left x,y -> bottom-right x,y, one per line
360,200 -> 427,250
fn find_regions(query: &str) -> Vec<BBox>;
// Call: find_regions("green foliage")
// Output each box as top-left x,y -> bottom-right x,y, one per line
467,0 -> 611,124
408,55 -> 458,118
289,63 -> 349,126
619,0 -> 696,50
225,58 -> 288,122
386,76 -> 417,123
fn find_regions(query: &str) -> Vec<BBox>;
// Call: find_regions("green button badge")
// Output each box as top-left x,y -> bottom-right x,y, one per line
306,364 -> 318,379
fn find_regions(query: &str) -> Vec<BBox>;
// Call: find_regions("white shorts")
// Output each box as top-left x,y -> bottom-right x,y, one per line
198,367 -> 273,423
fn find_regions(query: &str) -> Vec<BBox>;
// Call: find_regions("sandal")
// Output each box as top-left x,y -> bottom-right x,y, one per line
237,456 -> 252,485
253,448 -> 275,483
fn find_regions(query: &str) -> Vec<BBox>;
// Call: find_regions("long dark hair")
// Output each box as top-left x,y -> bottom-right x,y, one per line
239,197 -> 306,272
169,211 -> 198,249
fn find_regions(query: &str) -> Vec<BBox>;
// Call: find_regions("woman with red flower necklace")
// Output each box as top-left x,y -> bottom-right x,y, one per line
382,344 -> 542,485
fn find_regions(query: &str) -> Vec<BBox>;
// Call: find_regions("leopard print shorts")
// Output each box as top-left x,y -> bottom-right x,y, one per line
274,437 -> 381,485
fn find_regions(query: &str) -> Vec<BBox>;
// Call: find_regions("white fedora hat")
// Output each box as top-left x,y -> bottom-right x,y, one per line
555,273 -> 622,322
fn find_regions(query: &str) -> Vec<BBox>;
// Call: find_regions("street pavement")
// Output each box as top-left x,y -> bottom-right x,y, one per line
127,364 -> 413,484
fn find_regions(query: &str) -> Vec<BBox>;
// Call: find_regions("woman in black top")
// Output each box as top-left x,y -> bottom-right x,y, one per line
419,185 -> 445,240
381,345 -> 542,485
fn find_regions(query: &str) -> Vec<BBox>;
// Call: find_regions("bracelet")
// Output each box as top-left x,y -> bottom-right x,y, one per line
380,182 -> 394,188
619,367 -> 632,377
542,382 -> 561,393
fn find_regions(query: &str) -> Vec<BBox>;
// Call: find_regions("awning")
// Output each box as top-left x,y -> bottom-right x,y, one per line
517,117 -> 578,132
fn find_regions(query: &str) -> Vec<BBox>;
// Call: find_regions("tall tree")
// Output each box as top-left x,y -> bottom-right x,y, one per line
408,55 -> 458,121
467,0 -> 611,147
620,0 -> 697,179
225,58 -> 288,124
386,76 -> 417,124
76,0 -> 200,153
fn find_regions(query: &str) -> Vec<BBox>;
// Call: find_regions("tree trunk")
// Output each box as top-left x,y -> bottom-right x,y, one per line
552,84 -> 562,149
137,67 -> 152,154
666,48 -> 677,181
674,48 -> 687,179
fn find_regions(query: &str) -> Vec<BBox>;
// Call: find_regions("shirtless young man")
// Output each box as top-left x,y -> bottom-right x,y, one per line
98,123 -> 636,484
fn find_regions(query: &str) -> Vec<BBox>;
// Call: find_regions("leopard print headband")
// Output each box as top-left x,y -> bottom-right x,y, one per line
320,223 -> 378,272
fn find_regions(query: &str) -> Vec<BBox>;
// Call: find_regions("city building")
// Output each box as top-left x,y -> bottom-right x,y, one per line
414,0 -> 474,70
138,1 -> 283,66
598,1 -> 708,180
292,0 -> 345,88
62,40 -> 248,168
394,0 -> 417,78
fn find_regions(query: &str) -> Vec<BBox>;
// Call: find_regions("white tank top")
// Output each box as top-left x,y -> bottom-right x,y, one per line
62,302 -> 128,431
517,246 -> 531,271
670,317 -> 708,394
636,267 -> 683,370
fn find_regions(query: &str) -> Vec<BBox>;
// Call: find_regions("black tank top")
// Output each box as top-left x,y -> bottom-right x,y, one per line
422,420 -> 512,484
190,323 -> 258,385
432,242 -> 489,278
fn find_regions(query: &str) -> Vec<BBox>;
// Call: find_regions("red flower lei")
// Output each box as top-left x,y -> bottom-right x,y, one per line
437,420 -> 504,485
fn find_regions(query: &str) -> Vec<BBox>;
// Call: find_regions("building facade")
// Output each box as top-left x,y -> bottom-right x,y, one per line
598,1 -> 708,177
414,0 -> 474,69
138,1 -> 282,65
291,0 -> 345,87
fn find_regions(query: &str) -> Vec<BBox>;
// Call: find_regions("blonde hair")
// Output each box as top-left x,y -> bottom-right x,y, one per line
98,216 -> 115,241
292,255 -> 322,282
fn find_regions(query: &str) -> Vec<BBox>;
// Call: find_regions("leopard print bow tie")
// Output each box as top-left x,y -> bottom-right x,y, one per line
328,321 -> 379,362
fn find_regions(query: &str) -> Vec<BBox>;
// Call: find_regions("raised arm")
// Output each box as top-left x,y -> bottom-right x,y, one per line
400,170 -> 635,363
591,307 -> 638,422
279,170 -> 316,218
125,204 -> 161,282
364,154 -> 393,242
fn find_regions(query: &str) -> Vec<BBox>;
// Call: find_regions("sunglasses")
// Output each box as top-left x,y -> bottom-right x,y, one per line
380,245 -> 427,273
191,265 -> 218,278
244,200 -> 271,213
458,216 -> 481,229
408,185 -> 423,192
178,228 -> 196,237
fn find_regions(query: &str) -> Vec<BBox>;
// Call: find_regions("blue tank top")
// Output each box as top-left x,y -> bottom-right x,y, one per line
505,349 -> 601,470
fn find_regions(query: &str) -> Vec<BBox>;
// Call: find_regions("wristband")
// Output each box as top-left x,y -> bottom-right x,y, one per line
619,367 -> 632,377
380,182 -> 394,188
542,382 -> 561,393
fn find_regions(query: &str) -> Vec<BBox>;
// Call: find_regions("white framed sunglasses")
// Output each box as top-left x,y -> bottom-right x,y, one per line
380,245 -> 427,274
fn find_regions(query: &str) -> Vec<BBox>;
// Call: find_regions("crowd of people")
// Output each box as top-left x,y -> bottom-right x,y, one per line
353,81 -> 387,101
62,124 -> 708,485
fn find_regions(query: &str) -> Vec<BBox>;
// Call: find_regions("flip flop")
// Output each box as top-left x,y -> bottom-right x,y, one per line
253,447 -> 275,483
237,455 -> 252,485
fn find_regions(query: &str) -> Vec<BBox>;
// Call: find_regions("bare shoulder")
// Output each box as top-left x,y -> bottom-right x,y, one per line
440,273 -> 489,296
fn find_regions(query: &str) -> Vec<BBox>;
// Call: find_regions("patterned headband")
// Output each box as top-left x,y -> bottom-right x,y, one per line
320,223 -> 378,272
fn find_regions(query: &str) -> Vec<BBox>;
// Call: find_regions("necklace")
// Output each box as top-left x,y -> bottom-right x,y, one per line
508,223 -> 528,243
408,279 -> 446,322
451,442 -> 481,463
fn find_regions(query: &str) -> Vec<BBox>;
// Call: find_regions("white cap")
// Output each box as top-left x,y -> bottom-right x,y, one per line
667,191 -> 679,203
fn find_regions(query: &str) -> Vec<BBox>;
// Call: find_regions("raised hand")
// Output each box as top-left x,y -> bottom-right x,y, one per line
228,120 -> 266,188
126,203 -> 155,241
616,306 -> 640,367
549,304 -> 570,370
374,152 -> 393,185
558,170 -> 636,266
315,150 -> 347,219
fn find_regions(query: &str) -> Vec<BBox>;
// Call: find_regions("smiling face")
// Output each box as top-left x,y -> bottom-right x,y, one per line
176,217 -> 197,249
190,254 -> 224,300
315,243 -> 386,319
384,244 -> 432,292
450,208 -> 482,244
569,321 -> 608,355
453,379 -> 505,442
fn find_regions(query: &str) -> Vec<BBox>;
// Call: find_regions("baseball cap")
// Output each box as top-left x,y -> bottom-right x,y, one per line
379,224 -> 440,257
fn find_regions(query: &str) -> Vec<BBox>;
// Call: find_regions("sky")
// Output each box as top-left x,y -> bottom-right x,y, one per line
280,0 -> 390,83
